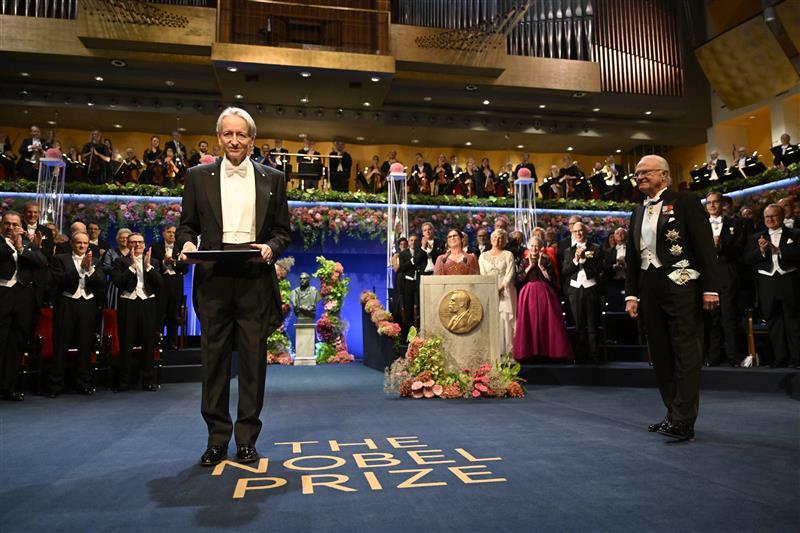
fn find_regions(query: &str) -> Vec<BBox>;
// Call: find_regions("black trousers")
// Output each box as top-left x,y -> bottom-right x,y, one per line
640,267 -> 703,425
117,297 -> 158,387
195,270 -> 272,448
758,273 -> 800,365
159,274 -> 183,347
567,284 -> 601,361
705,282 -> 740,364
0,284 -> 37,393
400,277 -> 420,336
330,171 -> 349,192
51,296 -> 98,393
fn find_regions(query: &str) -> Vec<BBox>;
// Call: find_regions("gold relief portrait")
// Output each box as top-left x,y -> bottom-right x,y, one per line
438,289 -> 483,334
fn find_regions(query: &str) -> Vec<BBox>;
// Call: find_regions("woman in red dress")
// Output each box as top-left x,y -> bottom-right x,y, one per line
434,228 -> 479,276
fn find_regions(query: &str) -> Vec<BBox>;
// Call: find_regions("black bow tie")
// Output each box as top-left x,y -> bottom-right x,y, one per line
644,197 -> 663,207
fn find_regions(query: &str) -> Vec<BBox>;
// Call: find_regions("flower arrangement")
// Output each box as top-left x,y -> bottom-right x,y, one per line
359,290 -> 403,340
313,256 -> 354,364
383,328 -> 526,399
266,256 -> 295,364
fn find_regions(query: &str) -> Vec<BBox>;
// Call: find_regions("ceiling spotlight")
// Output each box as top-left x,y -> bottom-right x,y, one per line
165,80 -> 175,87
298,133 -> 307,138
226,66 -> 238,72
465,141 -> 472,146
356,136 -> 365,141
644,110 -> 652,115
748,115 -> 756,119
592,107 -> 600,112
300,96 -> 309,104
482,99 -> 491,105
22,109 -> 28,115
20,72 -> 30,77
178,127 -> 187,133
19,90 -> 29,97
87,100 -> 95,107
234,94 -> 244,100
411,139 -> 419,144
47,120 -> 56,125
362,101 -> 371,107
572,92 -> 586,98
465,84 -> 478,91
539,104 -> 546,109
370,76 -> 380,82
114,124 -> 123,129
300,71 -> 311,78
94,76 -> 104,82
517,144 -> 524,149
110,59 -> 126,68
566,146 -> 574,151
615,149 -> 622,153
423,96 -> 432,102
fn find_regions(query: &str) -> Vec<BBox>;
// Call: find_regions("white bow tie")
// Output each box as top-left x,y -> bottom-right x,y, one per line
226,162 -> 247,178
769,229 -> 781,236
709,216 -> 722,224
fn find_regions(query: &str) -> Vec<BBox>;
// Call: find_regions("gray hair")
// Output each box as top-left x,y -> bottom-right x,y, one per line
216,107 -> 256,138
116,227 -> 132,239
528,235 -> 544,248
71,230 -> 89,241
639,154 -> 672,186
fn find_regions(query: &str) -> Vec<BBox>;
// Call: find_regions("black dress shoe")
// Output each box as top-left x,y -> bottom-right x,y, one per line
648,416 -> 670,432
658,421 -> 695,441
3,392 -> 25,401
77,387 -> 94,395
200,446 -> 227,467
143,383 -> 159,392
236,445 -> 259,464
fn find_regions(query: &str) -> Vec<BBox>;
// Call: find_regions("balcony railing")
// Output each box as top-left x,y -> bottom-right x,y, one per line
0,0 -> 216,19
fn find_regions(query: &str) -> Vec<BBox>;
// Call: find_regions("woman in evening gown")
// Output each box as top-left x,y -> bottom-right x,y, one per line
478,228 -> 516,355
434,228 -> 480,276
513,236 -> 573,361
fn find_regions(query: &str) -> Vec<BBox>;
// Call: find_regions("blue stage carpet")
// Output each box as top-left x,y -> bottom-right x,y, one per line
1,364 -> 797,532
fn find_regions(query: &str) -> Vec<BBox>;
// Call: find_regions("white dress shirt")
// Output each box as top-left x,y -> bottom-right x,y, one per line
422,240 -> 435,273
615,243 -> 626,261
570,243 -> 597,289
709,215 -> 723,238
738,156 -> 747,168
65,254 -> 95,300
758,228 -> 797,276
785,219 -> 795,229
220,157 -> 256,245
0,238 -> 18,287
639,188 -> 666,270
119,256 -> 155,300
163,243 -> 176,275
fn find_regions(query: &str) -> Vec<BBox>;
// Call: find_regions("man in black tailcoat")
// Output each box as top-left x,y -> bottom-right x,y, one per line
743,204 -> 800,368
704,192 -> 745,367
49,230 -> 105,397
625,155 -> 720,441
562,222 -> 604,363
177,107 -> 291,467
152,225 -> 188,350
0,211 -> 47,401
397,234 -> 427,337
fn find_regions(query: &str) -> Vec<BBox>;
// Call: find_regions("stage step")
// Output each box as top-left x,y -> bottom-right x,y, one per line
520,362 -> 799,395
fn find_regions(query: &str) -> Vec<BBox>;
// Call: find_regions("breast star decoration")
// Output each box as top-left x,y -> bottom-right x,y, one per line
670,244 -> 683,256
665,229 -> 680,242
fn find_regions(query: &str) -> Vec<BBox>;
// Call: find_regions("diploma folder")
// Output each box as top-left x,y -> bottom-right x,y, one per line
183,249 -> 261,262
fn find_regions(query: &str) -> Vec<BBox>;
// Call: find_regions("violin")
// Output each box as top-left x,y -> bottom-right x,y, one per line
122,157 -> 142,184
483,168 -> 495,195
419,172 -> 431,195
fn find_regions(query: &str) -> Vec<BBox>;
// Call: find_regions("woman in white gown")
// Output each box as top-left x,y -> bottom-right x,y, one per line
478,228 -> 517,355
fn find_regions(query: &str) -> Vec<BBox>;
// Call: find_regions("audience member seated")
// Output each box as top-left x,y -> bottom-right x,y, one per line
49,230 -> 105,397
513,235 -> 572,362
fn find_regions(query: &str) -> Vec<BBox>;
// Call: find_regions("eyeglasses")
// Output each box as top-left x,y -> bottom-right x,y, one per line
634,169 -> 665,177
128,241 -> 145,246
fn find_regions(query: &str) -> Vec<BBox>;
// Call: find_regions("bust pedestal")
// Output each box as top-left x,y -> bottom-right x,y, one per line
293,322 -> 317,366
420,275 -> 501,371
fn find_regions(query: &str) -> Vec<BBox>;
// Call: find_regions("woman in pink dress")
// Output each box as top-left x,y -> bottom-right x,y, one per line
433,228 -> 480,275
513,236 -> 573,361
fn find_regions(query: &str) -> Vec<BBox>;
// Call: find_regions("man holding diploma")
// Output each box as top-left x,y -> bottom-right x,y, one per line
177,107 -> 291,466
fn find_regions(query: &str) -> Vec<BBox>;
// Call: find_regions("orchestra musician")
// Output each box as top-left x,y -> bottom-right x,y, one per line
479,158 -> 496,198
142,135 -> 164,185
379,150 -> 400,193
328,140 -> 352,192
559,155 -> 589,200
163,146 -> 181,187
540,164 -> 561,200
270,139 -> 290,174
120,148 -> 143,184
450,155 -> 463,177
603,154 -> 624,201
772,133 -> 797,168
433,154 -> 453,197
64,146 -> 84,182
495,163 -> 512,198
457,158 -> 480,197
297,139 -> 322,188
514,152 -> 537,183
80,130 -> 110,184
164,131 -> 188,168
409,153 -> 433,195
589,161 -> 608,200
707,150 -> 727,182
189,140 -> 210,167
357,155 -> 383,193
18,126 -> 48,180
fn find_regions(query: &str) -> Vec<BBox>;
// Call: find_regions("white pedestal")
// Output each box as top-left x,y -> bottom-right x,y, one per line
293,322 -> 317,366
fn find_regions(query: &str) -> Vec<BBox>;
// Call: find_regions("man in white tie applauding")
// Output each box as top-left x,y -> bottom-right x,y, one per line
744,204 -> 800,368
